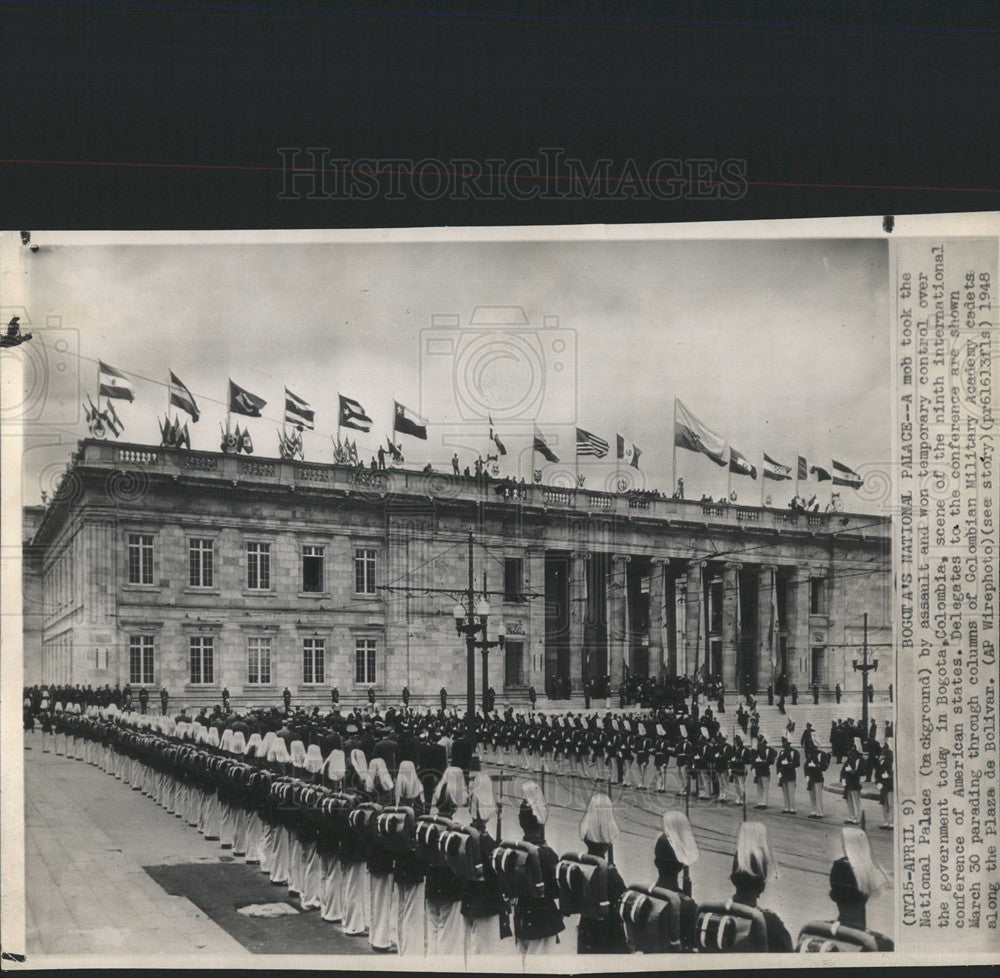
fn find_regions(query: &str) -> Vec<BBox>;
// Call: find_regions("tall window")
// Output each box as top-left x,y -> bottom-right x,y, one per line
303,637 -> 325,684
247,636 -> 272,684
129,635 -> 154,685
354,548 -> 376,595
809,577 -> 826,615
189,635 -> 214,684
302,545 -> 324,592
246,541 -> 271,590
189,538 -> 214,588
355,638 -> 377,684
127,533 -> 154,585
504,557 -> 524,602
708,577 -> 723,634
504,639 -> 524,686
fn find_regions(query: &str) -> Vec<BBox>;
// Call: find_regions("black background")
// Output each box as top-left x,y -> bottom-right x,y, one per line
4,0 -> 998,228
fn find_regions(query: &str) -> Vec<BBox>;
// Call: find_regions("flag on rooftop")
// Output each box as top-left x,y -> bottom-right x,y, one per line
169,371 -> 200,422
393,400 -> 427,439
533,426 -> 559,463
339,394 -> 372,432
488,414 -> 507,456
796,456 -> 808,481
762,452 -> 792,481
729,446 -> 757,479
576,427 -> 609,458
103,401 -> 124,438
832,459 -> 863,489
98,361 -> 135,402
811,463 -> 831,482
674,398 -> 727,466
284,388 -> 315,430
616,434 -> 642,469
228,379 -> 266,418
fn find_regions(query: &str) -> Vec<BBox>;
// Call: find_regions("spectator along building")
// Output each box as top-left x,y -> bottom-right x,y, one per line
27,439 -> 891,709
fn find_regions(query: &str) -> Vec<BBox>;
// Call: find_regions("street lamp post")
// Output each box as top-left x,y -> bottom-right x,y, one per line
453,532 -> 505,745
852,611 -> 878,737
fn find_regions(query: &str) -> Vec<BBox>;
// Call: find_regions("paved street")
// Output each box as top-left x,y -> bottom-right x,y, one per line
21,733 -> 894,961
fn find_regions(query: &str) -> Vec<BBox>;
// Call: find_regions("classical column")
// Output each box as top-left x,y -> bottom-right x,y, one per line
526,548 -> 547,690
786,565 -> 810,694
722,561 -> 742,694
649,558 -> 667,679
569,552 -> 587,691
607,554 -> 630,688
684,561 -> 706,683
757,565 -> 777,694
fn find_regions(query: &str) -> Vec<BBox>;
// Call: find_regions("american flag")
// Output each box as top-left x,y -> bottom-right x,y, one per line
576,427 -> 609,458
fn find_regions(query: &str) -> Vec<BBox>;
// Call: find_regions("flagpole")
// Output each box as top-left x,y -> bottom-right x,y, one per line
672,397 -> 678,497
760,453 -> 766,508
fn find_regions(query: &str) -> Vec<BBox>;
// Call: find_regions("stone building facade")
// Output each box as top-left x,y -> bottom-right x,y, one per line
27,440 -> 892,709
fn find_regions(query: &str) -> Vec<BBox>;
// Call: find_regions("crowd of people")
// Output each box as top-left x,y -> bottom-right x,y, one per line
25,689 -> 895,957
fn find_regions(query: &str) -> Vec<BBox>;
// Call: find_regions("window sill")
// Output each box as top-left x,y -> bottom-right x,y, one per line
123,585 -> 162,594
183,684 -> 220,691
242,589 -> 277,597
351,593 -> 380,601
184,587 -> 220,595
297,591 -> 330,599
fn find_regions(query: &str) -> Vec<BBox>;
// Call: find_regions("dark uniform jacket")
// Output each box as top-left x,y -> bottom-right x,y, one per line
512,842 -> 564,943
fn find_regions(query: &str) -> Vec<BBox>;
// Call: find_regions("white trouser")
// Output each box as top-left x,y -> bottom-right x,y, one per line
465,913 -> 508,958
341,860 -> 370,935
369,871 -> 396,950
321,854 -> 343,923
425,898 -> 464,956
518,935 -> 560,955
396,881 -> 424,956
301,840 -> 323,909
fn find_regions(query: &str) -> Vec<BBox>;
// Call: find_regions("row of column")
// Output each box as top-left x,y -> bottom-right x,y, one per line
524,551 -> 815,695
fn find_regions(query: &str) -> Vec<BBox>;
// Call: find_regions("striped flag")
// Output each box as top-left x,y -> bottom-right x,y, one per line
98,361 -> 135,402
339,394 -> 372,432
832,459 -> 863,489
169,371 -> 200,422
488,414 -> 507,456
284,388 -> 315,430
797,456 -> 808,481
811,463 -> 832,482
393,401 -> 427,439
533,426 -> 559,463
616,434 -> 642,469
576,427 -> 609,458
729,446 -> 757,479
674,398 -> 727,466
762,452 -> 792,481
103,401 -> 124,437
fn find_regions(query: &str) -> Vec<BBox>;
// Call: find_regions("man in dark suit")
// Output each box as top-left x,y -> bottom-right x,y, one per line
282,687 -> 292,712
417,730 -> 447,805
372,726 -> 399,775
451,735 -> 473,773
